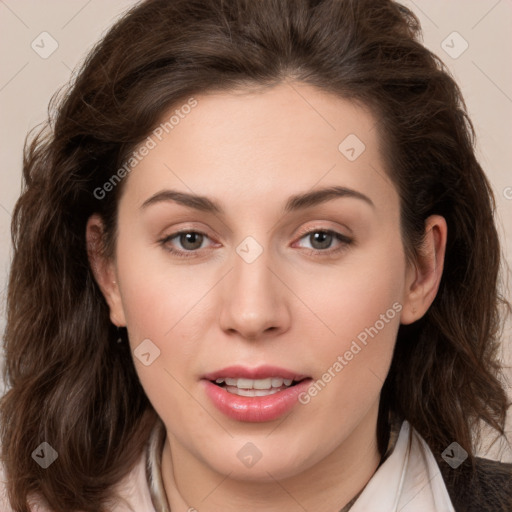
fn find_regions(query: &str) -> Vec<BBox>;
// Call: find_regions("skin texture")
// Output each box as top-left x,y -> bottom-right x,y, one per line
87,82 -> 447,512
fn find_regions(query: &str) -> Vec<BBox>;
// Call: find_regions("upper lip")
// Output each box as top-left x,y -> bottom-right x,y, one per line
202,365 -> 309,381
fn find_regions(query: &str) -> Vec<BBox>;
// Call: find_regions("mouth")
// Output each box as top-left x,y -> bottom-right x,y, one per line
201,365 -> 312,422
211,376 -> 307,397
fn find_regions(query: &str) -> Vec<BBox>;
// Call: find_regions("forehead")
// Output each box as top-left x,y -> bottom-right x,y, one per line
121,82 -> 396,214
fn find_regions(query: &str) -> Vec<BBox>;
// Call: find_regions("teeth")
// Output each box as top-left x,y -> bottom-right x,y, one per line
226,387 -> 283,397
255,378 -> 273,389
214,377 -> 295,389
238,377 -> 265,389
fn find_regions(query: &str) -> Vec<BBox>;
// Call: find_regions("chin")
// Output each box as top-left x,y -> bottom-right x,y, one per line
201,443 -> 317,482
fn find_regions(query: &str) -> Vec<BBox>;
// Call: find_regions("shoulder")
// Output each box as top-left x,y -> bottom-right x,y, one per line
0,461 -> 50,512
0,462 -> 17,512
439,455 -> 512,512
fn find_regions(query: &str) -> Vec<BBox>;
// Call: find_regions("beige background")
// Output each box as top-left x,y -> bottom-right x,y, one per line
0,1 -> 511,458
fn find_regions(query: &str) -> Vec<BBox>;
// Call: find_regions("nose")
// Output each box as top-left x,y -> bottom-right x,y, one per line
218,242 -> 291,341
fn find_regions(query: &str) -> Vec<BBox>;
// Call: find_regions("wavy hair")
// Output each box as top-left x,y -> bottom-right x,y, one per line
1,0 -> 510,510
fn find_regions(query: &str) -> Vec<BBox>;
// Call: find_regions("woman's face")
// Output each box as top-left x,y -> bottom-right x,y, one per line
89,83 -> 440,481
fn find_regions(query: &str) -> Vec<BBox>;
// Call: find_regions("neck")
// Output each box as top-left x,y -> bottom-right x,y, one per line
161,402 -> 382,512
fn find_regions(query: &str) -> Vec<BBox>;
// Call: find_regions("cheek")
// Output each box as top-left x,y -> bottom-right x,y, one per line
290,237 -> 405,412
296,238 -> 405,347
113,237 -> 208,406
115,228 -> 207,339
291,268 -> 402,449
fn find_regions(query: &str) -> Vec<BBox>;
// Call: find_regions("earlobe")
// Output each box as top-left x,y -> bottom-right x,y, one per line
85,214 -> 127,327
401,215 -> 447,325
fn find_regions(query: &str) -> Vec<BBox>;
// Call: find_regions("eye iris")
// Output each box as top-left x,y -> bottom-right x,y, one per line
180,232 -> 203,250
310,231 -> 332,250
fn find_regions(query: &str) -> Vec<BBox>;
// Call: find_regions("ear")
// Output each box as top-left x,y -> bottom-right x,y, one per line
86,214 -> 126,327
401,215 -> 447,325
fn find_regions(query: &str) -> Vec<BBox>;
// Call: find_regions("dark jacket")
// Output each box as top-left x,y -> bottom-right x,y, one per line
439,456 -> 512,511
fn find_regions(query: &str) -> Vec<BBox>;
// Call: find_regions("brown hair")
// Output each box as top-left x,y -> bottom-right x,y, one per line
1,0 -> 510,510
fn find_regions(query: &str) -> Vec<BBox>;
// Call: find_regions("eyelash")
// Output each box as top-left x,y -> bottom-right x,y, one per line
159,228 -> 353,259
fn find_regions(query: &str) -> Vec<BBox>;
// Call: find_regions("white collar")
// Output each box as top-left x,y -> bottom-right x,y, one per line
350,420 -> 455,512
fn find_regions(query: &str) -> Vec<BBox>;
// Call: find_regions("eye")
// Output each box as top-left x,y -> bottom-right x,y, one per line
159,227 -> 353,259
159,230 -> 214,258
294,228 -> 352,255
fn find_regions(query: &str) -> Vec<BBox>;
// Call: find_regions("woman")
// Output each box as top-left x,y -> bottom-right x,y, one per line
1,0 -> 511,510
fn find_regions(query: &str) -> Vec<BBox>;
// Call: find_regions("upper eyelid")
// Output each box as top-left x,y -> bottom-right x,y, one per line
294,223 -> 352,238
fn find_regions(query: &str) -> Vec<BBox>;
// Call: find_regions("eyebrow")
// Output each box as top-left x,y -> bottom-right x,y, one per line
140,185 -> 375,214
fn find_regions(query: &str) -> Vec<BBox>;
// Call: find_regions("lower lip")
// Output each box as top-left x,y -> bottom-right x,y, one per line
202,379 -> 313,422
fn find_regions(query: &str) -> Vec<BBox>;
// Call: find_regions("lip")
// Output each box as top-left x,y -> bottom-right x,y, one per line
202,365 -> 309,381
201,365 -> 312,422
